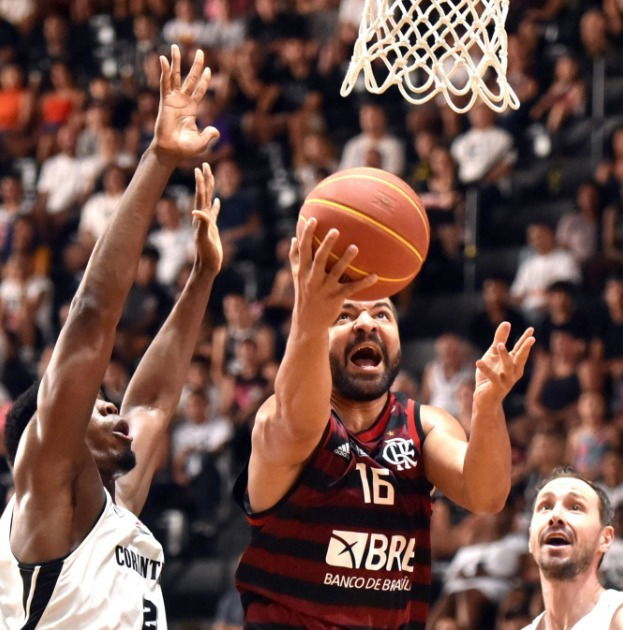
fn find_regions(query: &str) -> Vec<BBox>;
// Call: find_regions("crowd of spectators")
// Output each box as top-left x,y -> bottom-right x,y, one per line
2,0 -> 623,627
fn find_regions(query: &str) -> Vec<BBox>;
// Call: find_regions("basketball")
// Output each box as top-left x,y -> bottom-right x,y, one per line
299,167 -> 430,300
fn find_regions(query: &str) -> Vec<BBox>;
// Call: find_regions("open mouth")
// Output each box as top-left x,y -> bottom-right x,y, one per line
542,531 -> 572,548
349,343 -> 383,368
112,420 -> 132,442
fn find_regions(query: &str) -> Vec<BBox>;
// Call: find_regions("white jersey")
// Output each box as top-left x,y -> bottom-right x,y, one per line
0,489 -> 166,629
522,589 -> 623,630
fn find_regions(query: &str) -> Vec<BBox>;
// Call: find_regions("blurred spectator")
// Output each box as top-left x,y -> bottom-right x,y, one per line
36,124 -> 108,231
428,506 -> 526,630
510,221 -> 581,321
340,103 -> 405,176
0,174 -> 31,257
535,281 -> 589,354
0,63 -> 33,157
38,61 -> 85,137
418,146 -> 464,227
172,387 -> 233,533
203,0 -> 246,50
163,0 -> 206,47
78,164 -> 127,249
294,130 -> 338,197
211,292 -> 275,383
212,586 -> 244,630
149,196 -> 194,286
600,448 -> 623,507
246,0 -> 306,50
214,159 -> 262,259
469,275 -> 527,354
420,333 -> 473,416
603,0 -> 623,37
530,53 -> 586,135
567,391 -> 616,480
407,128 -> 438,191
451,104 -> 515,188
556,180 -> 601,267
580,8 -> 623,74
525,330 -> 593,423
263,235 -> 295,327
600,502 -> 623,589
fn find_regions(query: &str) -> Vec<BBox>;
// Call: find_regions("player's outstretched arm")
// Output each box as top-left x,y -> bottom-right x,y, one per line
248,218 -> 377,512
116,164 -> 222,516
422,323 -> 535,513
17,47 -> 218,488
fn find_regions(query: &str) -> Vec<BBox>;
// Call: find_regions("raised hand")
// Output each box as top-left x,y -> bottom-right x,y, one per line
191,162 -> 222,274
290,217 -> 377,330
474,323 -> 535,406
153,45 -> 219,162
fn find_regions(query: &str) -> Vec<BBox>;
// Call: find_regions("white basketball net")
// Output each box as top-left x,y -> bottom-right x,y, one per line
340,0 -> 520,114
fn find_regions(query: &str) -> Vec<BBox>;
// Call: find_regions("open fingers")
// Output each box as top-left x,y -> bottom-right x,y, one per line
513,335 -> 536,373
182,49 -> 205,95
475,359 -> 503,387
487,321 -> 511,354
192,67 -> 212,103
171,44 -> 182,90
201,162 -> 214,210
510,327 -> 535,358
159,55 -> 171,98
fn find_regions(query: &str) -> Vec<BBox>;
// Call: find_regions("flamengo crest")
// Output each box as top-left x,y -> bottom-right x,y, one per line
382,438 -> 417,471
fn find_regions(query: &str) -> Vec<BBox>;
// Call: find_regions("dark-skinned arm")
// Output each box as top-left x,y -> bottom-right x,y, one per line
117,164 -> 223,515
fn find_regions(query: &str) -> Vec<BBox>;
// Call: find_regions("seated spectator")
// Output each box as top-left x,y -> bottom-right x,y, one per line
510,221 -> 581,321
469,275 -> 527,354
407,128 -> 439,191
162,0 -> 206,48
603,0 -> 623,37
450,103 -> 516,187
148,196 -> 194,287
591,275 -> 623,412
214,159 -> 262,260
600,502 -> 623,589
202,0 -> 246,50
36,125 -> 109,231
503,34 -> 539,125
171,387 -> 233,534
263,234 -> 294,329
418,146 -> 464,227
245,0 -> 306,51
76,101 -> 112,160
0,63 -> 33,156
294,131 -> 338,198
599,447 -> 623,507
530,53 -> 586,135
420,333 -> 473,416
535,280 -> 590,354
580,8 -> 623,75
340,102 -> 405,176
0,175 -> 31,257
211,292 -> 275,383
567,391 -> 616,480
556,180 -> 601,267
525,330 -> 593,424
596,126 -> 623,202
78,165 -> 128,250
429,504 -> 526,630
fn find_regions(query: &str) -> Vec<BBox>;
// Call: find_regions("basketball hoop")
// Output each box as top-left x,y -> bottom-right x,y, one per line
340,0 -> 520,114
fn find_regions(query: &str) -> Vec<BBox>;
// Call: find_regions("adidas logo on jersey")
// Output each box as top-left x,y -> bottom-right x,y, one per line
333,443 -> 351,459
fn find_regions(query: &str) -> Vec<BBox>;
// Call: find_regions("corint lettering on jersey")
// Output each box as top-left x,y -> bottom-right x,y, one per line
115,545 -> 163,582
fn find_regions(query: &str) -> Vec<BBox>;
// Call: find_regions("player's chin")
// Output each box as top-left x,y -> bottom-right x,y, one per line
115,446 -> 137,474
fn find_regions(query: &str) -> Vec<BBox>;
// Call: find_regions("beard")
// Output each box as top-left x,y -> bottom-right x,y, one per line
536,546 -> 593,581
330,332 -> 401,402
117,447 -> 137,474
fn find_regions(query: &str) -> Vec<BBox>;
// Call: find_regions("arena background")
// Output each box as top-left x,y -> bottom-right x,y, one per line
1,1 -> 623,628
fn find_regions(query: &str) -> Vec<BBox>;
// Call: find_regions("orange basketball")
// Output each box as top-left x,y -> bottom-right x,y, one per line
299,167 -> 430,300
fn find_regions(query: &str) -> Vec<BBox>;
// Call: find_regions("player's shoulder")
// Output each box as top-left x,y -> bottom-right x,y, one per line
419,403 -> 465,440
609,590 -> 623,630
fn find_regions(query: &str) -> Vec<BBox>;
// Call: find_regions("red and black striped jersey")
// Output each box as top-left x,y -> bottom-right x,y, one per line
234,391 -> 433,629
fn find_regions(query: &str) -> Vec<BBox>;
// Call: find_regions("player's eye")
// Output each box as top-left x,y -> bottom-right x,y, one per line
375,311 -> 389,319
538,503 -> 552,511
336,312 -> 353,322
571,503 -> 583,511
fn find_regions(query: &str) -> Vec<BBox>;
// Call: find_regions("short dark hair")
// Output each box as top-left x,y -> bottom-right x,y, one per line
534,466 -> 613,527
4,380 -> 40,467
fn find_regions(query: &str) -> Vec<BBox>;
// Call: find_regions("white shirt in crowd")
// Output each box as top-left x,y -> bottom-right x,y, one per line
148,226 -> 194,286
451,126 -> 515,184
510,249 -> 581,313
79,192 -> 123,242
339,134 -> 405,176
37,153 -> 105,215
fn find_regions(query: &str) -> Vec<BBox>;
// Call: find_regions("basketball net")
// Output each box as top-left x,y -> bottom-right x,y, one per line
340,0 -> 520,114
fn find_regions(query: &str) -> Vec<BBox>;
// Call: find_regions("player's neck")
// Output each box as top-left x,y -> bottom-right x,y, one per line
540,571 -> 604,630
331,391 -> 389,434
